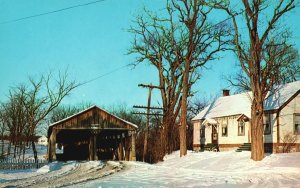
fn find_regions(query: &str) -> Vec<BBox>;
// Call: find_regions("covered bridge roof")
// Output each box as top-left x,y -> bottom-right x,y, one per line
48,105 -> 138,136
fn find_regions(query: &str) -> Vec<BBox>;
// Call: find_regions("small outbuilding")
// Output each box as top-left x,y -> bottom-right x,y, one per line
37,135 -> 48,146
47,105 -> 138,161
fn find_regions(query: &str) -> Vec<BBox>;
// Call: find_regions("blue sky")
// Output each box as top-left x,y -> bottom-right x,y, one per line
0,0 -> 299,108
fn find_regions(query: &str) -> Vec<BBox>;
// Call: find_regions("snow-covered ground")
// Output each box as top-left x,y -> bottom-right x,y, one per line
1,150 -> 300,187
1,141 -> 48,160
78,151 -> 300,188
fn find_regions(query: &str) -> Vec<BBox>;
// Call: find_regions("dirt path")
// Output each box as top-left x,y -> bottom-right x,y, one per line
0,161 -> 123,188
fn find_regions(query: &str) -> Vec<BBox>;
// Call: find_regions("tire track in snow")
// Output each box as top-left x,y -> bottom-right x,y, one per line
0,162 -> 80,188
0,161 -> 124,188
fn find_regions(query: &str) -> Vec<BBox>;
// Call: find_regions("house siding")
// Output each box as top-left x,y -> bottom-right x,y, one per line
216,116 -> 250,145
264,113 -> 277,143
192,83 -> 300,153
193,121 -> 201,150
193,93 -> 300,152
204,123 -> 212,144
193,115 -> 250,147
279,93 -> 300,144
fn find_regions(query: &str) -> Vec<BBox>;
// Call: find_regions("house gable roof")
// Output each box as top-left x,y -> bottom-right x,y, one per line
264,81 -> 300,111
192,92 -> 252,121
193,81 -> 300,121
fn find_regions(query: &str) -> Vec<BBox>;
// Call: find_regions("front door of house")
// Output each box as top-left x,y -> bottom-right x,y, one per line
211,125 -> 218,144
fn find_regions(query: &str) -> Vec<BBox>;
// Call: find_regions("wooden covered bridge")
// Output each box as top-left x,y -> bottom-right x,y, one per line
47,105 -> 137,161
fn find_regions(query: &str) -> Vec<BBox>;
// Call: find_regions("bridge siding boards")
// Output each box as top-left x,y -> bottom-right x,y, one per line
48,106 -> 137,162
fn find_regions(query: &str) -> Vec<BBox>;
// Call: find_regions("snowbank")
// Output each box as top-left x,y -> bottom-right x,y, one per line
36,161 -> 77,173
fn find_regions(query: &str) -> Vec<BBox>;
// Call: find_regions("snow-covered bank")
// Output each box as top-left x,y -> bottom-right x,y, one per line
78,151 -> 300,188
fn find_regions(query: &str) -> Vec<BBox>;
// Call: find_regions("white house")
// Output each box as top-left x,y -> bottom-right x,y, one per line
192,81 -> 300,153
37,135 -> 48,146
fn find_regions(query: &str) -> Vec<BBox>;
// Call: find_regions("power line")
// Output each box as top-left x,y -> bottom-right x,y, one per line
0,0 -> 106,25
76,10 -> 244,88
78,64 -> 129,87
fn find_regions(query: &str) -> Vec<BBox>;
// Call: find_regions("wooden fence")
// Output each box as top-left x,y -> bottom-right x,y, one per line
0,159 -> 48,170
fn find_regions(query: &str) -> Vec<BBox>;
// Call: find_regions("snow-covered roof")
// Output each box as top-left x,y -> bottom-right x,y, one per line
49,105 -> 138,129
192,92 -> 252,121
193,81 -> 300,121
264,81 -> 300,111
202,118 -> 218,125
38,135 -> 47,139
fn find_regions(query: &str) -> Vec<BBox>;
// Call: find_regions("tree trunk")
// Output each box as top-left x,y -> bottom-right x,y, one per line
180,104 -> 187,157
250,97 -> 265,161
13,142 -> 17,158
7,141 -> 11,155
32,141 -> 38,165
22,145 -> 26,161
142,123 -> 149,162
162,112 -> 175,154
1,134 -> 4,157
18,141 -> 23,159
180,70 -> 189,157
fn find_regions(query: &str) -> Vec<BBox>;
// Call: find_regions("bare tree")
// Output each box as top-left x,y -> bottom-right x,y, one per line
225,43 -> 299,94
107,104 -> 150,161
1,86 -> 28,159
24,71 -> 78,163
129,0 -> 230,157
1,71 -> 78,162
211,0 -> 298,160
129,8 -> 183,158
224,69 -> 252,93
164,0 -> 230,157
0,106 -> 7,158
188,96 -> 211,118
263,39 -> 300,84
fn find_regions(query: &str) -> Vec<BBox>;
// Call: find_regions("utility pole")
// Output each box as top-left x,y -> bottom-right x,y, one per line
133,83 -> 163,162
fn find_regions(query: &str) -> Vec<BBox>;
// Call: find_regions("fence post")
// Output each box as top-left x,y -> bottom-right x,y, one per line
0,158 -> 48,170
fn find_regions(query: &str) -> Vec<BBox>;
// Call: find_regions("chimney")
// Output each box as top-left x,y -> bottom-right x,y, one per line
223,89 -> 230,96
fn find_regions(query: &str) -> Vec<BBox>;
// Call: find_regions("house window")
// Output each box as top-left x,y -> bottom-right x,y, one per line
222,125 -> 228,136
200,126 -> 205,138
222,118 -> 228,137
238,121 -> 245,136
295,114 -> 300,134
264,113 -> 271,135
